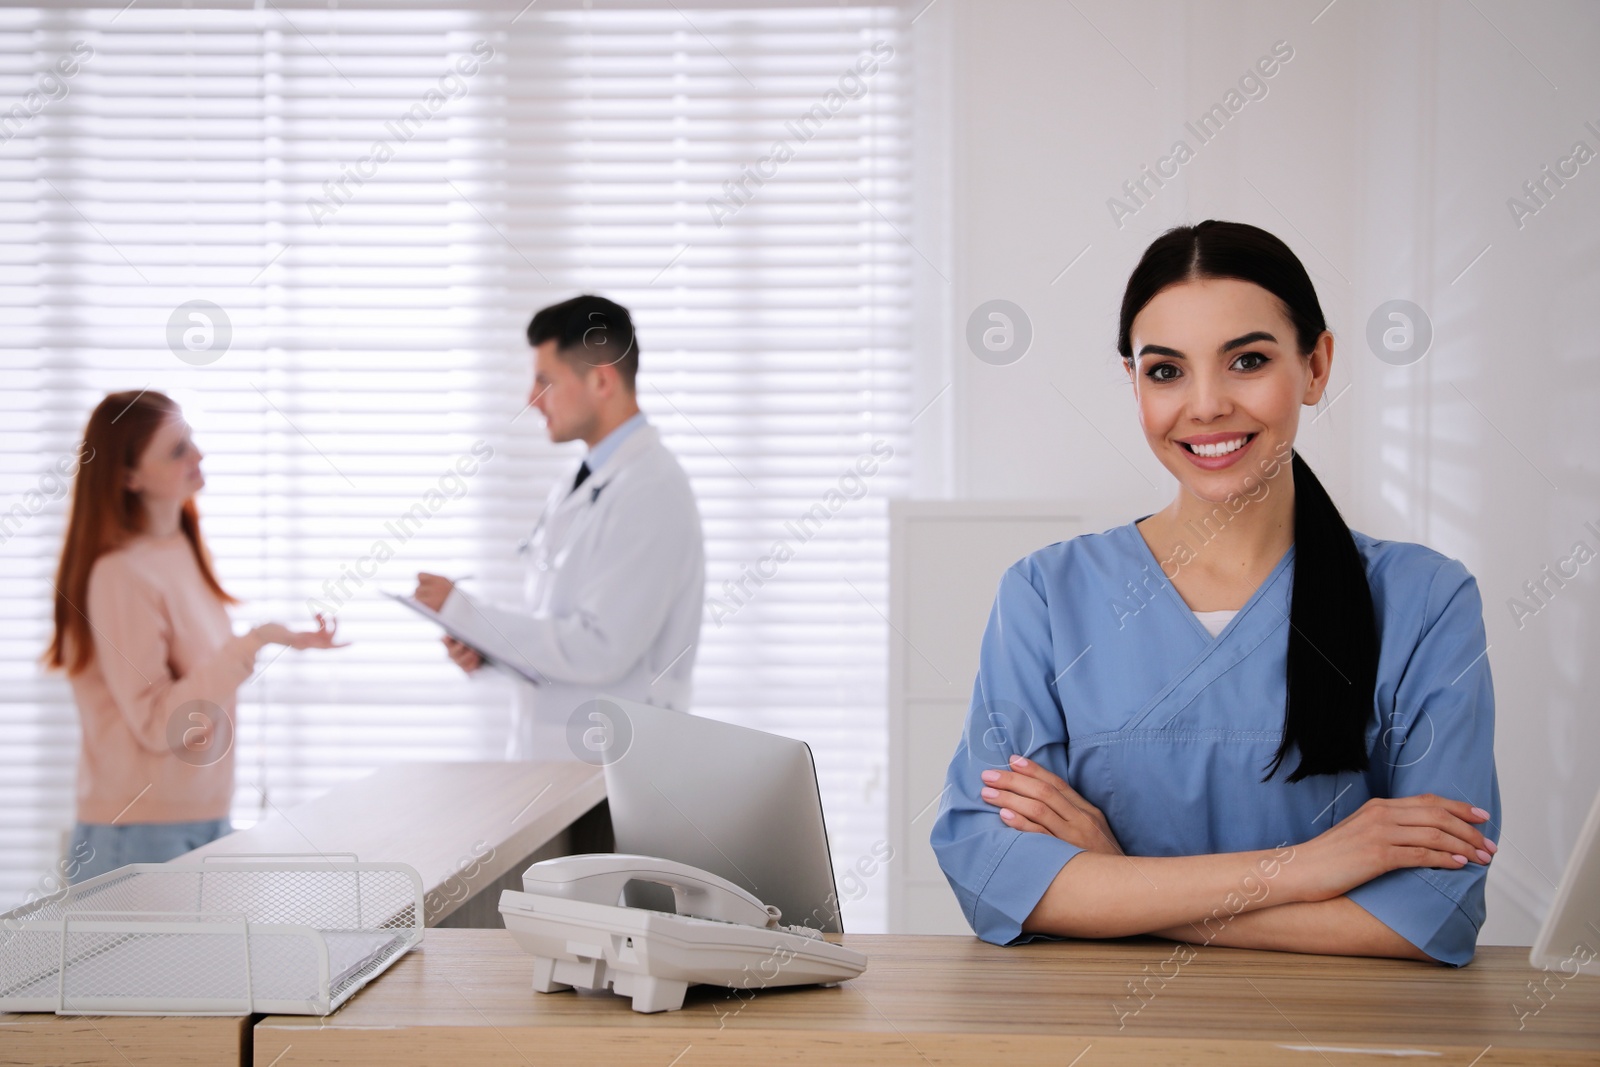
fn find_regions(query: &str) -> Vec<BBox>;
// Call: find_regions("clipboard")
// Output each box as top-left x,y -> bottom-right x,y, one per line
383,590 -> 544,686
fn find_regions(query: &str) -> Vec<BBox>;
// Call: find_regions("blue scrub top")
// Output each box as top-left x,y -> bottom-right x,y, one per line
929,518 -> 1501,966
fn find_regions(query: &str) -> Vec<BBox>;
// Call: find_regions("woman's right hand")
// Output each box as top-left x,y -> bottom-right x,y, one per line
1291,794 -> 1496,903
253,614 -> 347,651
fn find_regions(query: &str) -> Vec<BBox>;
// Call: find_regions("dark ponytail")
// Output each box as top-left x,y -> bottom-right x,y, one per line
1272,451 -> 1377,781
1117,220 -> 1377,783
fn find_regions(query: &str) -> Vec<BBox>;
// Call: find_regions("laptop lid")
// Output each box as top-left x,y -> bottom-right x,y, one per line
592,696 -> 844,933
1530,782 -> 1600,976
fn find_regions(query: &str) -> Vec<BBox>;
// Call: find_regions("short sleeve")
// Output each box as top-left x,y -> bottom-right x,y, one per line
1346,560 -> 1500,966
929,560 -> 1083,944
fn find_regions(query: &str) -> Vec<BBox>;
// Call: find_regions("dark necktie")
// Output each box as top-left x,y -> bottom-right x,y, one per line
571,461 -> 592,495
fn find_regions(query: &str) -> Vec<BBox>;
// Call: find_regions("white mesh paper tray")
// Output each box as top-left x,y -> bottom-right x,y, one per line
0,856 -> 423,1016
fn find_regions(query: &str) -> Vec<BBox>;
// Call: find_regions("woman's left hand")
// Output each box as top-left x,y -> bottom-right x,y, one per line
980,755 -> 1125,855
293,613 -> 347,649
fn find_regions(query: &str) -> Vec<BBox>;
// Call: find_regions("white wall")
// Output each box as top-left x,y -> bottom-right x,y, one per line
921,0 -> 1600,945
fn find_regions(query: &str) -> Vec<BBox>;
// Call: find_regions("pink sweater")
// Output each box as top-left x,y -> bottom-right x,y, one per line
69,534 -> 260,824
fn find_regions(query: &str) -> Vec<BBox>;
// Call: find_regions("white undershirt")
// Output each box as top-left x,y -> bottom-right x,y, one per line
1192,608 -> 1239,638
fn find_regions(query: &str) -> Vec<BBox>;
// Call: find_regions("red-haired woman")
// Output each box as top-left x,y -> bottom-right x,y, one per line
45,390 -> 343,883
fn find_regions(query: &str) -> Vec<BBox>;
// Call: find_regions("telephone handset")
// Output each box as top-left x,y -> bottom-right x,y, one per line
499,854 -> 867,1013
517,854 -> 784,928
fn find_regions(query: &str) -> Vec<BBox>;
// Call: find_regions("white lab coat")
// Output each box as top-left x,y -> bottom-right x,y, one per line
440,424 -> 705,759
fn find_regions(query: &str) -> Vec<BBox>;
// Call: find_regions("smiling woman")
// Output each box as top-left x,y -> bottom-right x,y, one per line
931,221 -> 1503,967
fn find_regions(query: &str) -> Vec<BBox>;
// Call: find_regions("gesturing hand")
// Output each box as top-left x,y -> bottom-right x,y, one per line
254,613 -> 348,650
980,755 -> 1125,856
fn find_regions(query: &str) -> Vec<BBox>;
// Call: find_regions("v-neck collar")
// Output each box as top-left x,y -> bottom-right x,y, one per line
1122,515 -> 1296,645
1113,518 -> 1298,733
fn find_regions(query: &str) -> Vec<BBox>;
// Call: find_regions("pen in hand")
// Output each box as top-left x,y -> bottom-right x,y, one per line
413,572 -> 467,612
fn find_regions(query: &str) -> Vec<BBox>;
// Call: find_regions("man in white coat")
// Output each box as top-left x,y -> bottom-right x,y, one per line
413,295 -> 704,761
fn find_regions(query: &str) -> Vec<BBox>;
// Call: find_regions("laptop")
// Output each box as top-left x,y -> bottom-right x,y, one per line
1530,781 -> 1600,976
594,696 -> 845,933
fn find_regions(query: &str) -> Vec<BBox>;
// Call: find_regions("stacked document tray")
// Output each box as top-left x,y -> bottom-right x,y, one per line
0,858 -> 423,1015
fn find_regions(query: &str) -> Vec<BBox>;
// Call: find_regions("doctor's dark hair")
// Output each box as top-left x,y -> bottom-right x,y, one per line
527,294 -> 639,391
1117,220 -> 1377,784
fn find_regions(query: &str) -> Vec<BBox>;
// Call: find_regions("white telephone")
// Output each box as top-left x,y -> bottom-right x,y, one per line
498,854 -> 868,1013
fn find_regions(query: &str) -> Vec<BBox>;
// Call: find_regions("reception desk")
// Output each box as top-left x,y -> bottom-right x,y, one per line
254,929 -> 1600,1066
6,764 -> 1596,1065
0,762 -> 605,1066
6,930 -> 1597,1066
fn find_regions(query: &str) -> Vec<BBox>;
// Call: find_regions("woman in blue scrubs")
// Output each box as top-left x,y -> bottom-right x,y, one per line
930,220 -> 1499,966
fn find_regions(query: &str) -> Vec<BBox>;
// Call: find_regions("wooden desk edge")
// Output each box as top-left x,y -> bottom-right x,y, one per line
1,1012 -> 249,1067
251,1024 -> 1599,1067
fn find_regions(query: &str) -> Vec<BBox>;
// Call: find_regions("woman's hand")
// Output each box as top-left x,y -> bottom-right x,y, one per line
253,613 -> 348,650
442,635 -> 483,674
1289,794 -> 1496,903
980,755 -> 1125,855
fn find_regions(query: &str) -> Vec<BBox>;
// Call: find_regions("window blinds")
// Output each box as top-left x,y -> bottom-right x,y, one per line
0,1 -> 913,931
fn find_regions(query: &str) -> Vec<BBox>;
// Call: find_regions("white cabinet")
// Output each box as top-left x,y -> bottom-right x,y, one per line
886,501 -> 1116,933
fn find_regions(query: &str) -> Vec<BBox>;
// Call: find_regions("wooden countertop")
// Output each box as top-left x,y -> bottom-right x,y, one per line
0,1014 -> 248,1067
185,761 -> 605,925
256,929 -> 1600,1065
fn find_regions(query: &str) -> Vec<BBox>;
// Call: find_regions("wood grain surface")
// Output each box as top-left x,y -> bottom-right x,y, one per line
0,1013 -> 248,1066
255,928 -> 1600,1066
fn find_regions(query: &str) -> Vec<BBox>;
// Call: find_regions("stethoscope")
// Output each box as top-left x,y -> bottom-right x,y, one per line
516,480 -> 610,569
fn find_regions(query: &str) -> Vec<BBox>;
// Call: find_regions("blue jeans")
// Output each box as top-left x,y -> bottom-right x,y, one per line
68,818 -> 233,884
